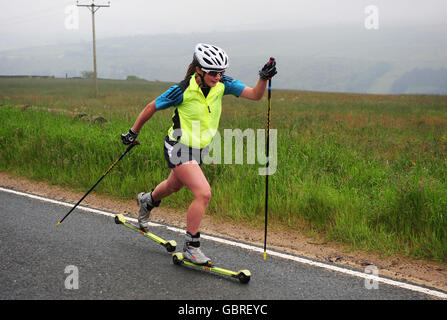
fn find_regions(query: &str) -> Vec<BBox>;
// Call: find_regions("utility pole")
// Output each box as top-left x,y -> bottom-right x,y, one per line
77,1 -> 110,98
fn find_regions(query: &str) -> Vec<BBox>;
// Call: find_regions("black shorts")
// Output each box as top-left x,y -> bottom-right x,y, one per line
163,136 -> 209,169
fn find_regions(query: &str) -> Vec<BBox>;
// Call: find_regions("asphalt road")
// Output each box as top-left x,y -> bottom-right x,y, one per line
0,189 -> 439,300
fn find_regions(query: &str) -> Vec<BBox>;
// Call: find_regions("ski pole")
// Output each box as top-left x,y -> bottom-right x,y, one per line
264,57 -> 274,261
56,140 -> 140,226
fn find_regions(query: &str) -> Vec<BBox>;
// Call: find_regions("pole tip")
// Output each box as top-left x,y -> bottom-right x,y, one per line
263,252 -> 267,260
56,222 -> 61,227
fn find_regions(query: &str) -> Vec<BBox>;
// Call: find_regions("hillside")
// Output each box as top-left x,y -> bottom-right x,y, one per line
1,26 -> 447,94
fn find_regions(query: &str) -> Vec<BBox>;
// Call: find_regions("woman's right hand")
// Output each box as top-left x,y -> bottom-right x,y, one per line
121,128 -> 139,145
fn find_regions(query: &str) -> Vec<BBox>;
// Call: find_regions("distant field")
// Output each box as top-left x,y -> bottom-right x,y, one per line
1,77 -> 447,262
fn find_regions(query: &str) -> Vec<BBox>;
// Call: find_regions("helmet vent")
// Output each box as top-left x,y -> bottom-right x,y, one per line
203,57 -> 213,65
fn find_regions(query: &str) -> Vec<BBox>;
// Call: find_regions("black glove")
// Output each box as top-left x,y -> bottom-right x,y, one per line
259,58 -> 277,80
121,128 -> 139,145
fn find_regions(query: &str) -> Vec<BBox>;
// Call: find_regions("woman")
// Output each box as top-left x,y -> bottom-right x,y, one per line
121,43 -> 277,266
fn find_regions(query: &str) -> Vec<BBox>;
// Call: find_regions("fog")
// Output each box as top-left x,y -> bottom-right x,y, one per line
1,0 -> 446,51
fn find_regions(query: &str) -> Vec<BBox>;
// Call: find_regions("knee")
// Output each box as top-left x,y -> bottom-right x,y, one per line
195,188 -> 211,205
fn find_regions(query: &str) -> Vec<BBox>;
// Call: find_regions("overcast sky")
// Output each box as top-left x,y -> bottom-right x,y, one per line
0,0 -> 446,50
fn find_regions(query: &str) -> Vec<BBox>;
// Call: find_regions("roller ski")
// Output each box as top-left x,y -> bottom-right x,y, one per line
172,252 -> 251,284
114,214 -> 177,252
172,231 -> 251,284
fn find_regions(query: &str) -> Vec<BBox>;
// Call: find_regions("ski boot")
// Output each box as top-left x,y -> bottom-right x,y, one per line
136,190 -> 161,232
182,232 -> 212,266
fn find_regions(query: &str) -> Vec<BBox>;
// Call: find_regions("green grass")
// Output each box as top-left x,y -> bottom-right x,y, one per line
1,77 -> 447,262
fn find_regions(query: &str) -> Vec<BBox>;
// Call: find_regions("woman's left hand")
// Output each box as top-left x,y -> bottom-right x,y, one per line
259,59 -> 277,80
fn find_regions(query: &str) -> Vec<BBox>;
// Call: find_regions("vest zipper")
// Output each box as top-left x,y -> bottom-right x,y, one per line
208,106 -> 211,113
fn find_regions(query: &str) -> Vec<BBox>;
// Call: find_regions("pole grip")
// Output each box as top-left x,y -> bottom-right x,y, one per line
126,140 -> 140,152
267,57 -> 275,81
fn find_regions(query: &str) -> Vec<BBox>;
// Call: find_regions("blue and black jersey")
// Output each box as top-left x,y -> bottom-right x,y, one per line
155,74 -> 246,110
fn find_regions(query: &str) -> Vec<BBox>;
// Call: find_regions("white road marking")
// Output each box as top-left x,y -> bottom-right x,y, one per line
1,186 -> 446,299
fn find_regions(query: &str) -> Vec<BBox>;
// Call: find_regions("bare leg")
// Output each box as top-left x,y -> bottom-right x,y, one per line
171,161 -> 211,235
151,170 -> 184,202
137,170 -> 184,231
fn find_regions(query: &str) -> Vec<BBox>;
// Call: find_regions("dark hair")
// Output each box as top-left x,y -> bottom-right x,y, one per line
185,59 -> 200,80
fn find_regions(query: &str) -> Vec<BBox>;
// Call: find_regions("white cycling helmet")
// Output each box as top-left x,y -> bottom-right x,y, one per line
194,43 -> 229,72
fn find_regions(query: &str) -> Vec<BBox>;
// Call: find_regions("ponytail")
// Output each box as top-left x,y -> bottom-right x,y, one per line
184,59 -> 199,80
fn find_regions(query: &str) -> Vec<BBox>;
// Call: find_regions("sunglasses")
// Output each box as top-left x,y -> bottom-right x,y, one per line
203,70 -> 225,77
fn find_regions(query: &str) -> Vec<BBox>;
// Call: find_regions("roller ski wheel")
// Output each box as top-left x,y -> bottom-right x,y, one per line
172,252 -> 184,265
164,241 -> 176,253
171,252 -> 251,284
114,214 -> 177,253
237,270 -> 251,284
114,215 -> 123,224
